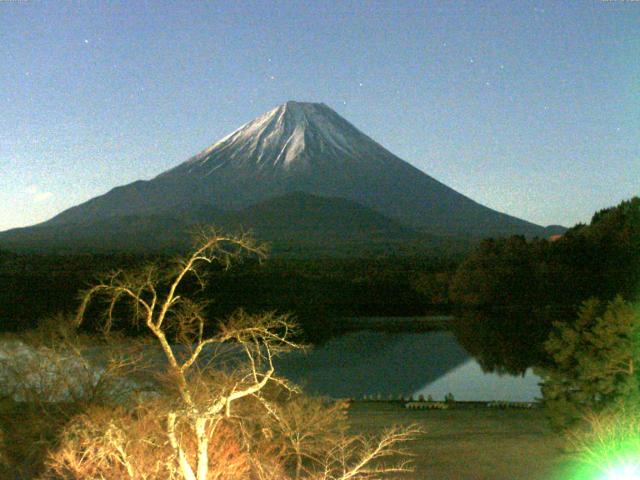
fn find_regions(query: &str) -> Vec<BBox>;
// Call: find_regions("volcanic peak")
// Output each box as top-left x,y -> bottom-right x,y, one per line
163,101 -> 384,177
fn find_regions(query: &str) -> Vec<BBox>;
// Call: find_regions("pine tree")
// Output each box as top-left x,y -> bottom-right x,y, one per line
536,296 -> 639,429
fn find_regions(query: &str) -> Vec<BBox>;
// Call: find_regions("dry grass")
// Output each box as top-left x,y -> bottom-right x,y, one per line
346,402 -> 573,480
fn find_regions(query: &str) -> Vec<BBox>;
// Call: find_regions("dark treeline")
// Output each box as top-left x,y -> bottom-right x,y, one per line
450,197 -> 640,373
0,250 -> 459,341
3,197 -> 636,361
0,252 -> 162,332
202,256 -> 458,341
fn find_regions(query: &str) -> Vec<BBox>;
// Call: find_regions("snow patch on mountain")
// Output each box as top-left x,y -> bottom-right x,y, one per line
161,101 -> 393,178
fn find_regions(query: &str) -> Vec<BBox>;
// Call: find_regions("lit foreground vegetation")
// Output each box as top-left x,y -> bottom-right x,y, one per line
2,215 -> 640,479
0,230 -> 421,479
539,298 -> 640,479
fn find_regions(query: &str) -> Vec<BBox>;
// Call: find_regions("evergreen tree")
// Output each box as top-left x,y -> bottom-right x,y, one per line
536,296 -> 640,429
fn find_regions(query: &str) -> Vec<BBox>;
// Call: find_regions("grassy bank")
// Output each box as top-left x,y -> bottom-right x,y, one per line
1,399 -> 580,479
347,402 -> 575,480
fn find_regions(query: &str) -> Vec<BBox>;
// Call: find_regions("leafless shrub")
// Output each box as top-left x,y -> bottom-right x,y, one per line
325,425 -> 423,480
36,229 -> 422,480
0,313 -> 153,477
42,401 -> 252,480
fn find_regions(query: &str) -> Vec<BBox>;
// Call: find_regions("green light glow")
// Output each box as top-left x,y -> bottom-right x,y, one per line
604,463 -> 640,480
559,408 -> 640,480
566,457 -> 640,480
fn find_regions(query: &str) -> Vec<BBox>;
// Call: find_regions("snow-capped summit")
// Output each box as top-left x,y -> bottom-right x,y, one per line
161,101 -> 397,177
6,101 -> 553,245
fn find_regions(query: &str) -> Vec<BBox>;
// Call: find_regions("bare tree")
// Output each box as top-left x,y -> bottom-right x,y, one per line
317,425 -> 422,480
65,229 -> 421,480
76,229 -> 293,480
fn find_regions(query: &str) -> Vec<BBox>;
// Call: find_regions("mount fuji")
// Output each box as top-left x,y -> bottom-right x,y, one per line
0,101 -> 562,253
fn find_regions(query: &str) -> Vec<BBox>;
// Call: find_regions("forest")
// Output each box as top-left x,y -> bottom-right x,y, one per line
0,249 -> 458,341
2,196 -> 638,364
450,196 -> 640,373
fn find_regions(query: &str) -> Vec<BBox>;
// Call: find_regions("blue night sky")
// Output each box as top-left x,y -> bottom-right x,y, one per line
1,1 -> 638,231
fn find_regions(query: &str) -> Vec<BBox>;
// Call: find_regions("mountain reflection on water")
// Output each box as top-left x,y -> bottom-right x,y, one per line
275,328 -> 542,401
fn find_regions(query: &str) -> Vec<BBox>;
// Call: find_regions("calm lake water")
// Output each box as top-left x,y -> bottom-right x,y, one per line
275,330 -> 542,402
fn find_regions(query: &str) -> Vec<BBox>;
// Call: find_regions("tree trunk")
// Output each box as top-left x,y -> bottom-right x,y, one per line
168,412 -> 197,480
196,416 -> 209,480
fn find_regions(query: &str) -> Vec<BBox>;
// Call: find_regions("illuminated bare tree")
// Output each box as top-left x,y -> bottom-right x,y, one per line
71,229 -> 421,480
76,229 -> 296,480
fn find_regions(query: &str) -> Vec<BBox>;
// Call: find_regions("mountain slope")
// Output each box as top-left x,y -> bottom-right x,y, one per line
154,101 -> 547,236
221,192 -> 418,242
0,193 -> 433,255
1,101 -> 560,253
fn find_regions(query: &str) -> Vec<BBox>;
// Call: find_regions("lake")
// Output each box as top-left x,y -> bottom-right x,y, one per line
0,323 -> 542,404
275,330 -> 542,402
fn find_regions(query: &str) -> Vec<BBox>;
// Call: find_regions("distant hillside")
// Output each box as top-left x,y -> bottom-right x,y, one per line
223,191 -> 413,237
0,192 -> 461,256
219,192 -> 451,257
0,215 -> 196,254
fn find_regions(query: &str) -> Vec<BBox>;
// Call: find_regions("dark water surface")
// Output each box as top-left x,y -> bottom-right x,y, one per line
276,330 -> 541,401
